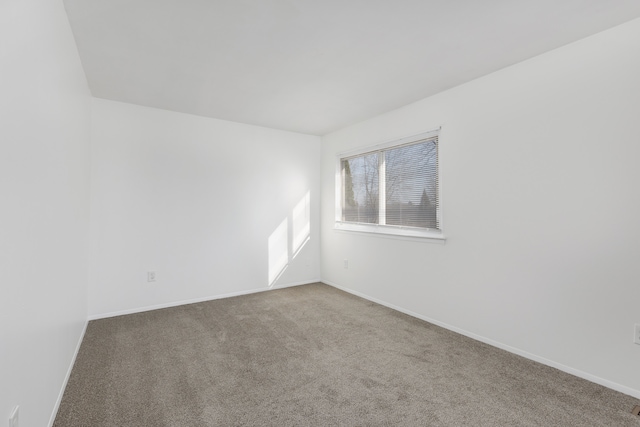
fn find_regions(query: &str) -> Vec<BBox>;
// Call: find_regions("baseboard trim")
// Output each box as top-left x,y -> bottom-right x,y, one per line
323,279 -> 640,400
48,318 -> 88,427
87,279 -> 322,321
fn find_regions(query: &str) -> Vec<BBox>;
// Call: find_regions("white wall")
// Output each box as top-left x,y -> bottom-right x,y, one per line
89,99 -> 321,318
0,1 -> 91,426
321,18 -> 640,397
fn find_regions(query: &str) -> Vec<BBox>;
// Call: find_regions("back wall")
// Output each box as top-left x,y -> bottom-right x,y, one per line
89,99 -> 321,318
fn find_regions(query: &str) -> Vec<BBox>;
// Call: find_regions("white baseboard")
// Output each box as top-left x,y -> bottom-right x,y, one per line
48,319 -> 88,427
323,279 -> 640,400
87,278 -> 322,321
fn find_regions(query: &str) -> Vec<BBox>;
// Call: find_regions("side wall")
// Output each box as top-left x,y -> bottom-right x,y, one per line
321,18 -> 640,397
0,1 -> 92,426
89,99 -> 321,318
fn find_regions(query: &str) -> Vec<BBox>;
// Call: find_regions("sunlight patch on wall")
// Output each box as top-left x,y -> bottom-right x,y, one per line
292,191 -> 310,258
268,191 -> 311,286
268,218 -> 288,285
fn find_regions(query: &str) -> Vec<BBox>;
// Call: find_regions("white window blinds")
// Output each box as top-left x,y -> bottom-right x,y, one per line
341,152 -> 379,224
340,133 -> 439,231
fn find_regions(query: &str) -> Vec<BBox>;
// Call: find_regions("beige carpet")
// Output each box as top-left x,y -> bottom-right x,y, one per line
54,283 -> 640,426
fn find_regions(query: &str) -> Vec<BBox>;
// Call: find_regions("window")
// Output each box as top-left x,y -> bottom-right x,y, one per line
335,129 -> 443,240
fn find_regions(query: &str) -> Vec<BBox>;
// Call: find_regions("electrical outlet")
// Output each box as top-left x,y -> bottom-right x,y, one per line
9,405 -> 19,427
147,271 -> 156,282
634,324 -> 640,345
343,259 -> 349,269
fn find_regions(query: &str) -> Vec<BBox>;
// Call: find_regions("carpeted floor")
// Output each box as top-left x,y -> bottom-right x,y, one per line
54,283 -> 640,426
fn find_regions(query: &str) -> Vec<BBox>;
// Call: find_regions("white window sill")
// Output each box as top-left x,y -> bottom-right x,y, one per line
334,221 -> 446,243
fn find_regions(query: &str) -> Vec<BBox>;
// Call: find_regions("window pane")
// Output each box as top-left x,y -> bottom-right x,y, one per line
385,140 -> 438,229
342,153 -> 379,224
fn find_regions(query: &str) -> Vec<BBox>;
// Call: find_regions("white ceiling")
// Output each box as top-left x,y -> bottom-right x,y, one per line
63,0 -> 640,135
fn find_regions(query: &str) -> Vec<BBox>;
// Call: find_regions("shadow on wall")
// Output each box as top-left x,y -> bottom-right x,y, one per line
268,191 -> 311,286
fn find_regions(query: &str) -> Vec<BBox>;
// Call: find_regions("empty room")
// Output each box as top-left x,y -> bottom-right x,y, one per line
2,0 -> 640,426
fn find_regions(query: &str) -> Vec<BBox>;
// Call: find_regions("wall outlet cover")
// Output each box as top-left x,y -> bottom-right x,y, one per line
634,324 -> 640,345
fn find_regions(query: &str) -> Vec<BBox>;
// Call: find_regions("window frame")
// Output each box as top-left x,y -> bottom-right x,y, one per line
334,128 -> 445,241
